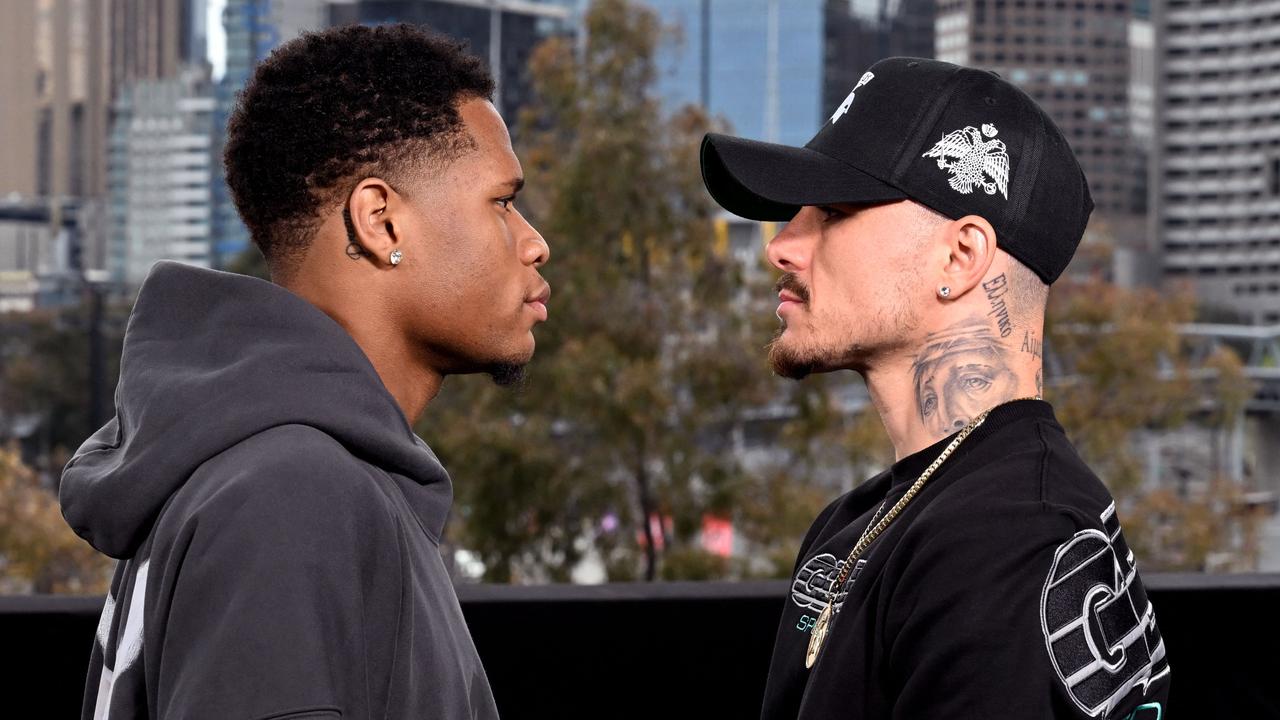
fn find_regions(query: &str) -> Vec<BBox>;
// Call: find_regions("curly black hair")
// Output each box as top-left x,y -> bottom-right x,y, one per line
224,23 -> 495,275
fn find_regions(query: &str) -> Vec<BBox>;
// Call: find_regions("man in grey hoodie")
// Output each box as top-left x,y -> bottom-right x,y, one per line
59,24 -> 549,720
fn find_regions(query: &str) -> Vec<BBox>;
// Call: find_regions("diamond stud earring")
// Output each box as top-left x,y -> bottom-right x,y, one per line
938,286 -> 951,298
389,249 -> 403,266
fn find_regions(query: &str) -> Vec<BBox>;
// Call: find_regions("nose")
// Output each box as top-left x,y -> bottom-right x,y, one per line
517,210 -> 549,267
765,207 -> 816,272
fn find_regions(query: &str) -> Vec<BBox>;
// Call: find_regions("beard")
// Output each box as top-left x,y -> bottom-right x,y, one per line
768,332 -> 820,379
485,361 -> 527,388
767,299 -> 920,381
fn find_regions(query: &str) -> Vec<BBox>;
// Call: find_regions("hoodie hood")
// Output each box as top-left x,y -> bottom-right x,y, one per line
60,261 -> 452,558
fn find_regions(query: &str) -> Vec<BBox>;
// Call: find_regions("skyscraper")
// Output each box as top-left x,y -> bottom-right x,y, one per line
1147,0 -> 1280,323
645,0 -> 825,146
0,1 -> 40,199
934,0 -> 1142,226
0,0 -> 201,274
823,0 -> 936,116
108,67 -> 217,286
109,0 -> 188,89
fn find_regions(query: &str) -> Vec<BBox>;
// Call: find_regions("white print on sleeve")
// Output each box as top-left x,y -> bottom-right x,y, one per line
1040,504 -> 1169,718
94,558 -> 149,720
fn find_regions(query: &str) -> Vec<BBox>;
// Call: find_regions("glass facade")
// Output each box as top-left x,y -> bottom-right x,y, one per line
645,0 -> 825,147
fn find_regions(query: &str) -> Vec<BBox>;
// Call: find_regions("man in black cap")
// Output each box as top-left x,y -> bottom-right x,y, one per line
701,57 -> 1169,719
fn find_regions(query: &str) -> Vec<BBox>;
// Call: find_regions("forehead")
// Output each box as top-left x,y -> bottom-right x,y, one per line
454,97 -> 520,177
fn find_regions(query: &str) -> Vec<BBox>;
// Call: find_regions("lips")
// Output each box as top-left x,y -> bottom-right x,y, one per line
776,286 -> 806,322
525,283 -> 551,322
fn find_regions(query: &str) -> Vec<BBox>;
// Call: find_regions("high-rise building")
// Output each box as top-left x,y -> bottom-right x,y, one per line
109,0 -> 188,88
0,2 -> 41,199
0,0 -> 202,274
645,0 -> 825,146
934,0 -> 1141,225
823,0 -> 936,117
1148,0 -> 1280,324
643,0 -> 935,147
0,199 -> 83,312
108,68 -> 217,286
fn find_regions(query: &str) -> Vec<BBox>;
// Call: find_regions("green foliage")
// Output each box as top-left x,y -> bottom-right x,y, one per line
1047,276 -> 1196,493
0,444 -> 113,593
424,0 -> 830,582
1047,274 -> 1260,570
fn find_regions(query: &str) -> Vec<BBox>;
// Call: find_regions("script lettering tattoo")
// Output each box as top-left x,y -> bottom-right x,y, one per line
912,319 -> 1019,437
1020,329 -> 1042,360
981,273 -> 1014,337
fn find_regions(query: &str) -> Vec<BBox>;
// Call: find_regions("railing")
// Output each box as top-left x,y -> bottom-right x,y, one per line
5,575 -> 1278,718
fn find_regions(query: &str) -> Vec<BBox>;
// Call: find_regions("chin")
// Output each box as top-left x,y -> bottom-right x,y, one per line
768,335 -> 821,380
480,340 -> 535,387
768,327 -> 868,380
485,362 -> 527,387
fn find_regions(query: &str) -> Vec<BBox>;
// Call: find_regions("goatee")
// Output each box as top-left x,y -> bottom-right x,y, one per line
767,332 -> 815,380
488,363 -> 527,388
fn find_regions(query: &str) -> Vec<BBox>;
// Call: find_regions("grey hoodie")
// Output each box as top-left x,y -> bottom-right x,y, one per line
60,261 -> 498,720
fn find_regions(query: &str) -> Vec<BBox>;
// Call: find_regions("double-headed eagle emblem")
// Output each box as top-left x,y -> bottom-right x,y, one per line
922,123 -> 1010,199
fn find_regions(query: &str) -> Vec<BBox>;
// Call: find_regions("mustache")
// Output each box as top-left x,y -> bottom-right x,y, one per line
774,273 -> 810,304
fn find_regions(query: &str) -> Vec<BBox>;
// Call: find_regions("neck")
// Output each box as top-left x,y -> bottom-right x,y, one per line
341,322 -> 445,426
864,315 -> 1043,462
282,256 -> 443,427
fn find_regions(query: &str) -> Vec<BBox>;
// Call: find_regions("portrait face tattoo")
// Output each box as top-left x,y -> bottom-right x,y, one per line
911,319 -> 1019,435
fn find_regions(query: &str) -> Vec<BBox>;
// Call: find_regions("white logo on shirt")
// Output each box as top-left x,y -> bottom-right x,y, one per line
1040,504 -> 1169,717
791,552 -> 866,613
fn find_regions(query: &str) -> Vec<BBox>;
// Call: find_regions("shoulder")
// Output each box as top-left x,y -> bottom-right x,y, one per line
166,424 -> 399,546
922,416 -> 1115,531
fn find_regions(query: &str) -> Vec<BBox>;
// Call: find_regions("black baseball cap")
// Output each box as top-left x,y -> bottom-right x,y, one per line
700,57 -> 1093,285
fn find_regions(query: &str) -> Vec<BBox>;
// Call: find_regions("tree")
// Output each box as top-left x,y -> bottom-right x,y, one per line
424,0 -> 803,582
0,443 -> 113,593
1046,268 -> 1260,571
0,300 -> 126,478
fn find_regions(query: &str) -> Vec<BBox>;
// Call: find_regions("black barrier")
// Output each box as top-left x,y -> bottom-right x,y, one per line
5,575 -> 1279,718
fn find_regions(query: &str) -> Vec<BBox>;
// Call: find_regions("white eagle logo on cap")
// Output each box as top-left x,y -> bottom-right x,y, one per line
830,71 -> 874,124
922,123 -> 1010,199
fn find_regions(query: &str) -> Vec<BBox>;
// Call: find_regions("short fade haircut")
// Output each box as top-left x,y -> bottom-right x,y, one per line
223,23 -> 495,277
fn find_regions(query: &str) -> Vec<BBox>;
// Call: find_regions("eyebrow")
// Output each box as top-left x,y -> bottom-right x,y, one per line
497,177 -> 525,194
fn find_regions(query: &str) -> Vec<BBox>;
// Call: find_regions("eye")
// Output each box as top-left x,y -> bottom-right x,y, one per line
817,205 -> 845,223
920,392 -> 937,417
496,195 -> 516,211
960,375 -> 992,392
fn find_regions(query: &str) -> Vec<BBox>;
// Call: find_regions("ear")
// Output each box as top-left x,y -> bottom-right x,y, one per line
938,214 -> 998,299
347,178 -> 405,267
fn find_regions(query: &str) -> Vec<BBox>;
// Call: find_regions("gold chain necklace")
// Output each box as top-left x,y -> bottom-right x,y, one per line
804,395 -> 1041,669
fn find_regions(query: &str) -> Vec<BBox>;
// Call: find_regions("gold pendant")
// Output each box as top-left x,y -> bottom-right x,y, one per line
805,603 -> 834,668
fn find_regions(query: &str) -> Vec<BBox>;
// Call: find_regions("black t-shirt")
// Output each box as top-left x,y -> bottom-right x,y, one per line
761,400 -> 1170,720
